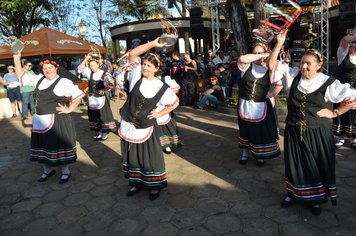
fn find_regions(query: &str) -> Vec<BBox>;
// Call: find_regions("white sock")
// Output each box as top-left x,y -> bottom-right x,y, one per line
284,196 -> 293,202
165,147 -> 172,152
43,164 -> 53,174
241,149 -> 249,159
101,132 -> 108,139
61,165 -> 70,175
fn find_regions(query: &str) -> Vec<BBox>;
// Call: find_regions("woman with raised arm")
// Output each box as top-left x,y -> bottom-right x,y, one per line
333,33 -> 356,149
78,54 -> 116,141
268,31 -> 356,215
118,38 -> 179,200
13,52 -> 85,184
237,42 -> 282,167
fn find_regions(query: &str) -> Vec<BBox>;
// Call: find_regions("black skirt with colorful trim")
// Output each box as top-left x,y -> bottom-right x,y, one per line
31,113 -> 77,166
88,94 -> 116,132
333,109 -> 356,138
238,99 -> 280,160
158,117 -> 182,149
284,123 -> 337,206
121,124 -> 167,190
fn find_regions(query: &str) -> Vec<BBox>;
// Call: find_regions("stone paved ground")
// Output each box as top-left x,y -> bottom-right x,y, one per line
0,99 -> 355,236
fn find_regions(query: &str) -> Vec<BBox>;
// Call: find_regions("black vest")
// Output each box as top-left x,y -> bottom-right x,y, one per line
286,73 -> 335,128
120,78 -> 169,129
239,65 -> 270,102
338,54 -> 356,88
34,76 -> 68,115
89,71 -> 105,97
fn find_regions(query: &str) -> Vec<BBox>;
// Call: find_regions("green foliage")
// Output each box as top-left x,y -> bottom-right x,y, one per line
113,0 -> 170,21
0,0 -> 51,37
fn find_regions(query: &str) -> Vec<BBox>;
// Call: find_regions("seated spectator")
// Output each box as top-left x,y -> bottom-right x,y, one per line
215,64 -> 230,99
194,74 -> 225,110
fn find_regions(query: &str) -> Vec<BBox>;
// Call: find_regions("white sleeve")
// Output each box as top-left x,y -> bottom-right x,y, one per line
337,45 -> 349,66
82,67 -> 92,79
325,80 -> 356,104
237,61 -> 250,74
164,76 -> 180,90
282,65 -> 299,97
159,88 -> 179,107
29,73 -> 44,87
54,78 -> 84,101
127,63 -> 142,92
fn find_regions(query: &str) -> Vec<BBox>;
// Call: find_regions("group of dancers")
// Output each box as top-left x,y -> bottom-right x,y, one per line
237,29 -> 356,215
17,25 -> 355,211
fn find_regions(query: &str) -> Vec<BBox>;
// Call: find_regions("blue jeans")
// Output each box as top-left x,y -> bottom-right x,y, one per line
21,91 -> 35,117
196,94 -> 223,109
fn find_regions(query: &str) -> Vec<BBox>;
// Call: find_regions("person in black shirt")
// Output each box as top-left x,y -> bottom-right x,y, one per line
194,74 -> 224,109
170,51 -> 184,87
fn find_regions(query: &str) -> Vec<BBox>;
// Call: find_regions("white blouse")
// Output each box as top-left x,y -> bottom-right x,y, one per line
156,75 -> 180,125
280,66 -> 356,107
119,63 -> 179,143
36,75 -> 84,101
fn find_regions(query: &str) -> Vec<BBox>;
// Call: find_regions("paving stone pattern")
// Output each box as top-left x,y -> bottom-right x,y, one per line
0,100 -> 355,235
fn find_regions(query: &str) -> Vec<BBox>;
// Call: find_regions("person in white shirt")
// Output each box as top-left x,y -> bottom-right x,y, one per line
237,42 -> 282,167
13,52 -> 85,184
332,33 -> 356,149
268,30 -> 356,216
78,55 -> 117,141
118,38 -> 179,200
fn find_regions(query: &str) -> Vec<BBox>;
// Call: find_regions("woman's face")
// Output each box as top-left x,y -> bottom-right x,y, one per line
252,45 -> 266,65
142,59 -> 159,79
89,61 -> 100,72
42,64 -> 58,80
300,54 -> 322,79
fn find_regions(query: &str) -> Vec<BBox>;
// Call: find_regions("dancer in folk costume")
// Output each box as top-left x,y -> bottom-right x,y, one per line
269,31 -> 356,215
333,33 -> 356,149
14,53 -> 85,184
157,75 -> 181,154
237,42 -> 282,167
118,38 -> 179,200
78,55 -> 116,141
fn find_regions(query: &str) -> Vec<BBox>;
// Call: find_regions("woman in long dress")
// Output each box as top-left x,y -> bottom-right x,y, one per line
118,38 -> 179,200
237,42 -> 282,167
13,53 -> 85,184
78,56 -> 116,141
269,31 -> 356,215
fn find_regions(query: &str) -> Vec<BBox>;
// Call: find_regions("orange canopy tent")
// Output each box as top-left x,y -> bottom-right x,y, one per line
0,27 -> 106,59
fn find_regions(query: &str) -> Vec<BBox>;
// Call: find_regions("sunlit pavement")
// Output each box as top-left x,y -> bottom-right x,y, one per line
0,99 -> 355,235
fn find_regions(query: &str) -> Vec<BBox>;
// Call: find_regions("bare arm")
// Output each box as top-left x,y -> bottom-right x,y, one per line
186,60 -> 198,71
128,38 -> 166,64
308,28 -> 317,37
78,54 -> 91,73
239,53 -> 270,65
13,52 -> 23,78
340,34 -> 356,49
56,93 -> 86,114
317,103 -> 354,118
147,100 -> 179,119
267,30 -> 288,71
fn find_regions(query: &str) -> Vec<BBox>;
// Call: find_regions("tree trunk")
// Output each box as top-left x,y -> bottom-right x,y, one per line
253,0 -> 267,29
227,0 -> 252,55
